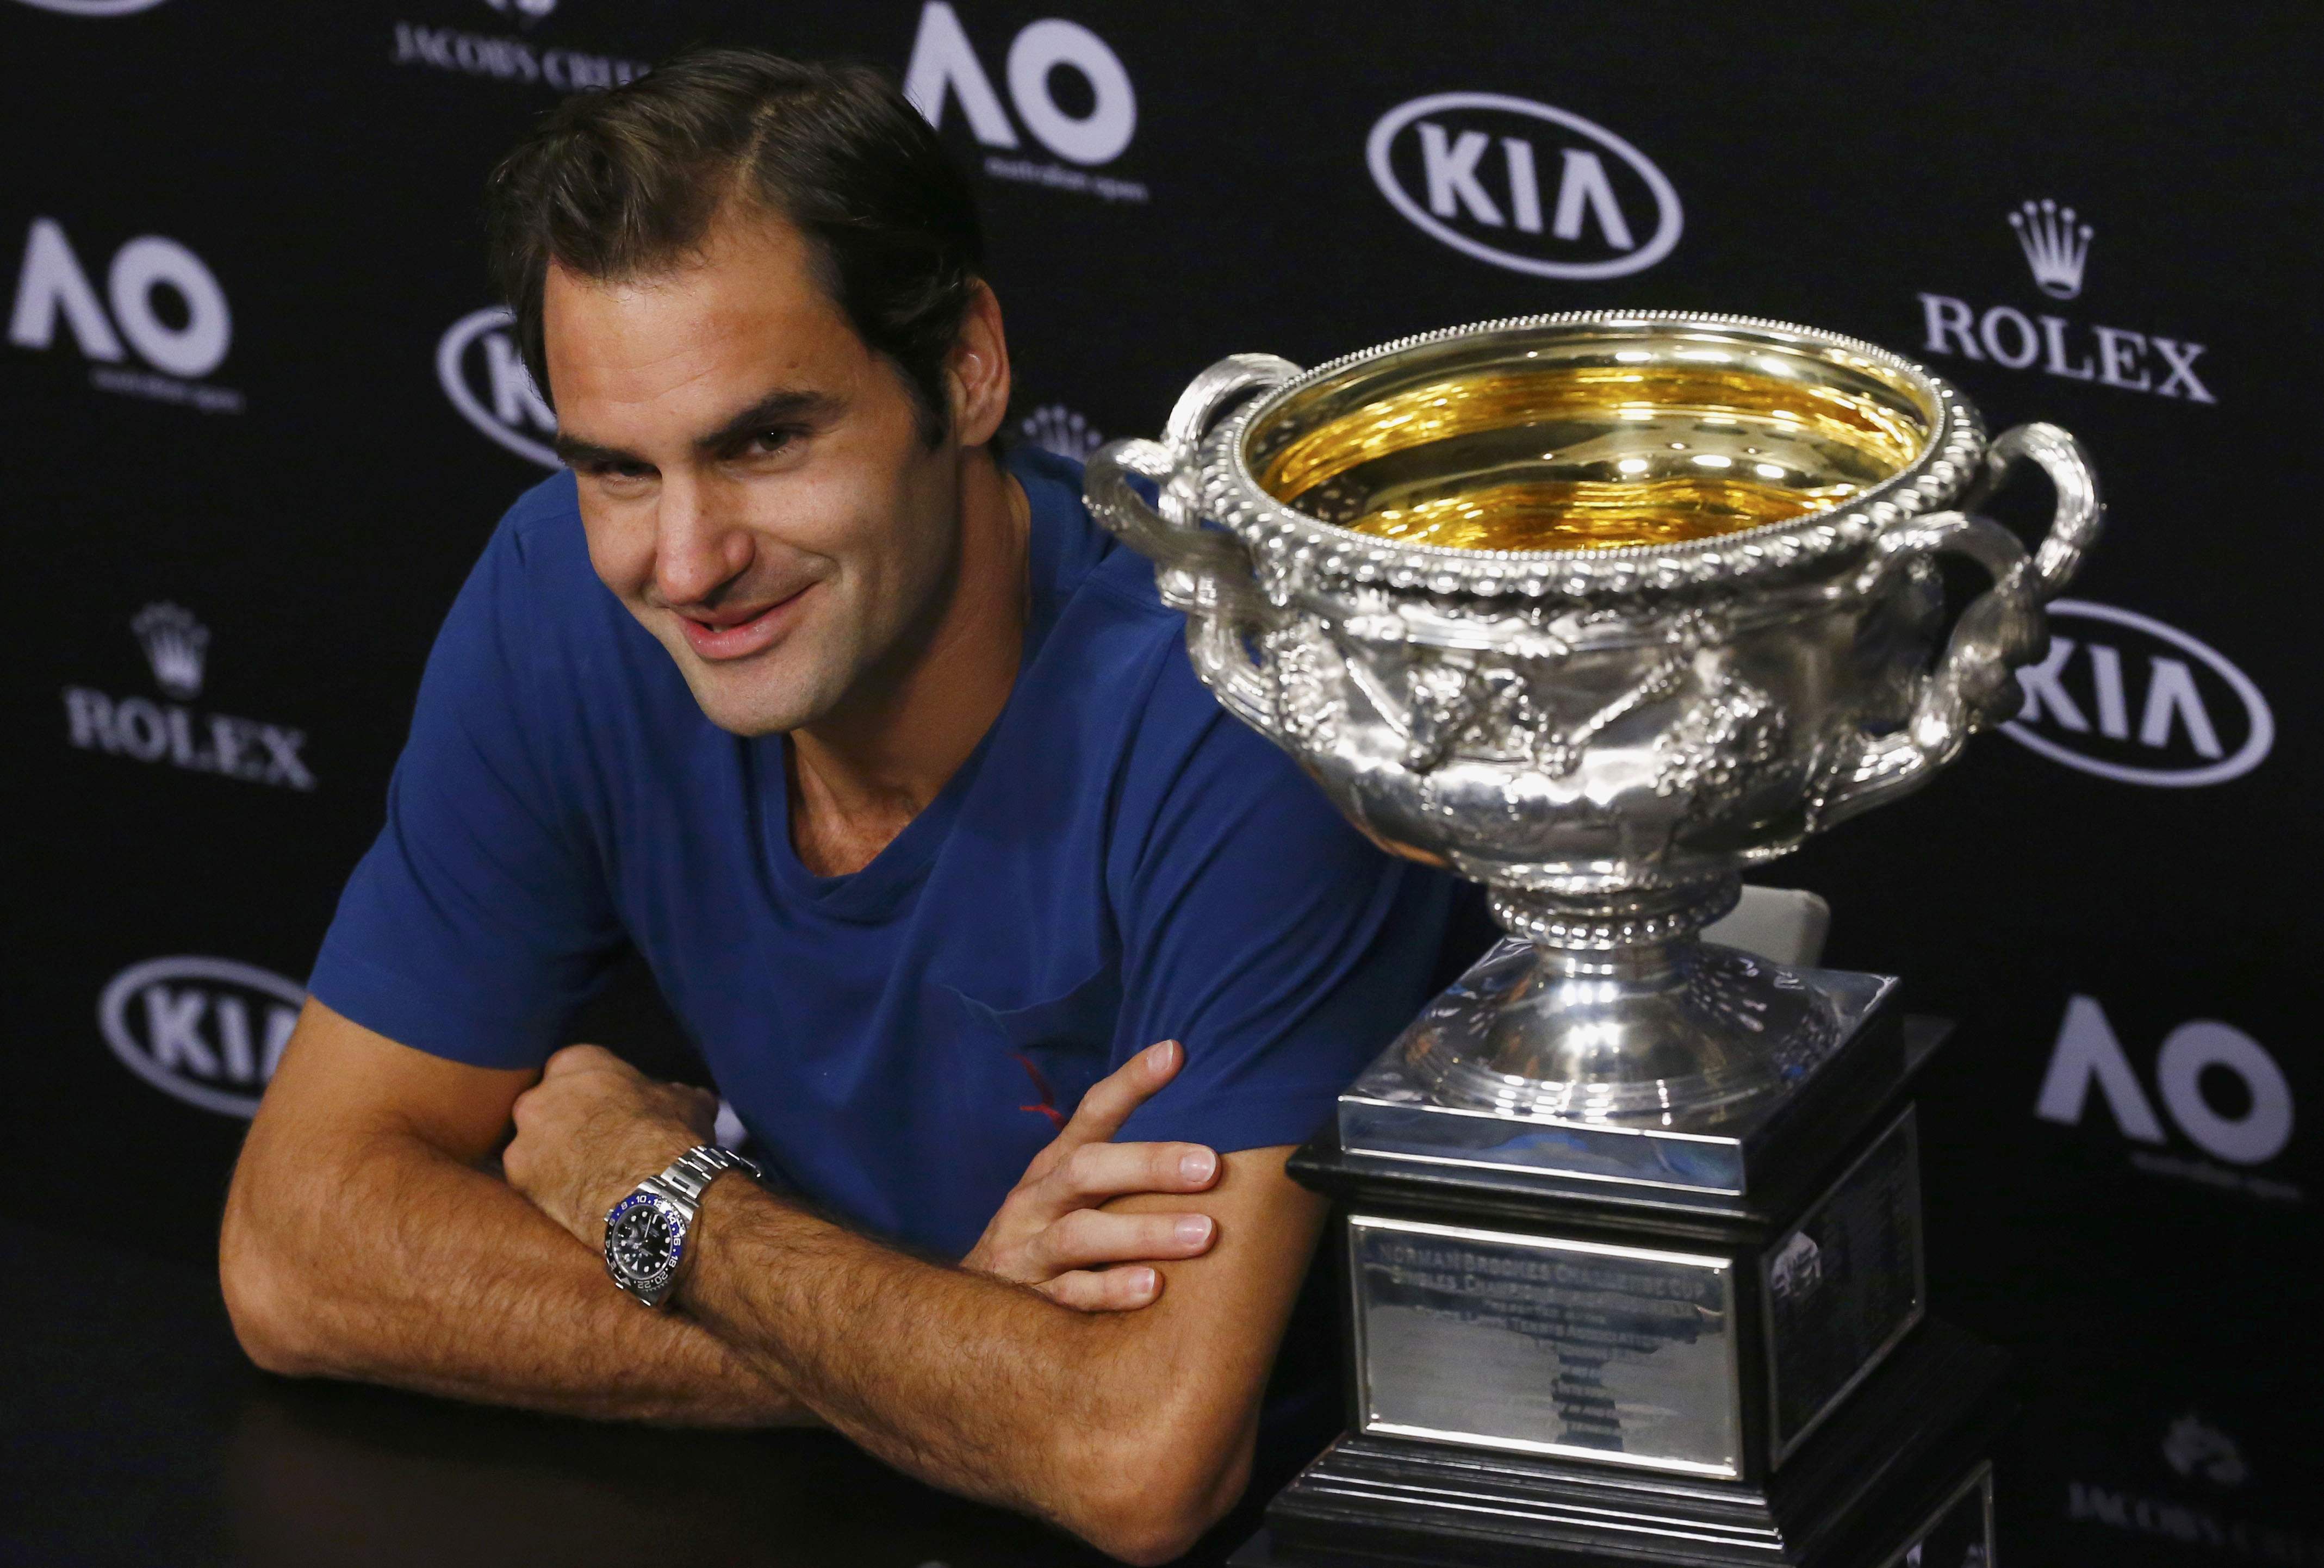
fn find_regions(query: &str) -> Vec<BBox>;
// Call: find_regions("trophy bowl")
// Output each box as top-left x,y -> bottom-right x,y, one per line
1086,311 -> 2101,1127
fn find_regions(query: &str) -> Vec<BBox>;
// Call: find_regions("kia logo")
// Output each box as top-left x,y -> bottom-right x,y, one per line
99,956 -> 305,1117
1367,92 -> 1681,279
2003,600 -> 2272,787
437,306 -> 559,469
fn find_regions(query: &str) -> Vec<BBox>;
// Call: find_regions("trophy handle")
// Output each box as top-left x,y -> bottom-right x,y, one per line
1963,421 -> 2105,598
1815,422 -> 2104,828
1084,353 -> 1303,734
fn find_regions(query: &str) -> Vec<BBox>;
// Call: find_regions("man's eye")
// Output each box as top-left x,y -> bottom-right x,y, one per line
747,427 -> 799,456
591,462 -> 653,483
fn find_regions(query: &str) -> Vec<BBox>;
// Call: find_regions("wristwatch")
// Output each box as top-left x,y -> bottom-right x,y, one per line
602,1144 -> 762,1307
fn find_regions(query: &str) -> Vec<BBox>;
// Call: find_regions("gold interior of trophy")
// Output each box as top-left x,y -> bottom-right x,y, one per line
1246,327 -> 1937,552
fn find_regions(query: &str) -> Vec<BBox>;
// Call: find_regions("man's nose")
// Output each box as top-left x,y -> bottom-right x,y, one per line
654,473 -> 753,606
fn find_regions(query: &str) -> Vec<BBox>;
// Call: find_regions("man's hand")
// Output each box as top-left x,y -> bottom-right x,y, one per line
962,1039 -> 1224,1311
509,1038 -> 1230,1315
504,1044 -> 716,1243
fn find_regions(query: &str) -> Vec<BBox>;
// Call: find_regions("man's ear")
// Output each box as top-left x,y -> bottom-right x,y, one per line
946,281 -> 1011,448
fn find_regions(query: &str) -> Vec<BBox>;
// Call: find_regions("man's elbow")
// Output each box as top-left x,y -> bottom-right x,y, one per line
218,1183 -> 326,1378
1072,1430 -> 1256,1566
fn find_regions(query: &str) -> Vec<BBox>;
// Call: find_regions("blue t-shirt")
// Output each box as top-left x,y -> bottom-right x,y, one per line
312,447 -> 1452,1465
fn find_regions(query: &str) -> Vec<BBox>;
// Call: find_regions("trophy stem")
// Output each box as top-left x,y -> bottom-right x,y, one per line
1401,876 -> 1842,1125
1487,876 -> 1742,954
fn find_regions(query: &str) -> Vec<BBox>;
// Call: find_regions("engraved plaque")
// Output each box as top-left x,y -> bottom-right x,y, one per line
1349,1215 -> 1741,1477
1877,1463 -> 1994,1568
1764,1109 -> 1925,1463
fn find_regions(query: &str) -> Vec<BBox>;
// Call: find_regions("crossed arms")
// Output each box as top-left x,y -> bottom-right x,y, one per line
219,999 -> 1327,1565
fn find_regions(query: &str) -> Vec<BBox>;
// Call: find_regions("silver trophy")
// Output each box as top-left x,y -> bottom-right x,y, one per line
1087,312 -> 2099,1566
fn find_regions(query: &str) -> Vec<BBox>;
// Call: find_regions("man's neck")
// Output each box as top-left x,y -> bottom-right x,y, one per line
786,448 -> 1031,878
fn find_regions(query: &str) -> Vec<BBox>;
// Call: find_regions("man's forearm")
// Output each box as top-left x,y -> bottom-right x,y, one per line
681,1177 -> 1268,1560
221,1127 -> 816,1428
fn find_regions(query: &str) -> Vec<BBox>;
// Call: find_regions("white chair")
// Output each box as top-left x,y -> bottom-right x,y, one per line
1700,886 -> 1830,967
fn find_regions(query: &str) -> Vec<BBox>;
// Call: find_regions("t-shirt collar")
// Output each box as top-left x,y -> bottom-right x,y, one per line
757,446 -> 1102,918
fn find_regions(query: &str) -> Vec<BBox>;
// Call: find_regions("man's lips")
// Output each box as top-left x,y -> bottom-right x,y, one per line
674,584 -> 816,661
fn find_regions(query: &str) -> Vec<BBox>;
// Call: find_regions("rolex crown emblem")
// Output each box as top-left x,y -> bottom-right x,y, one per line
2009,197 -> 2093,301
132,602 -> 210,701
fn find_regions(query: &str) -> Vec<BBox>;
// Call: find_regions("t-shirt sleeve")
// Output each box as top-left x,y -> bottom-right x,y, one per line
307,508 -> 624,1069
1109,657 -> 1455,1152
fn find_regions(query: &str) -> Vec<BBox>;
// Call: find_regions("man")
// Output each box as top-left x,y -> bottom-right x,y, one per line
220,48 -> 1453,1565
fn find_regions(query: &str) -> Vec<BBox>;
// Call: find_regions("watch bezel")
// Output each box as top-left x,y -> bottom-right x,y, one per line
603,1187 -> 691,1304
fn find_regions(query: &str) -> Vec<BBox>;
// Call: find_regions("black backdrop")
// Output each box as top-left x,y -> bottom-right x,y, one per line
7,2 -> 2319,1560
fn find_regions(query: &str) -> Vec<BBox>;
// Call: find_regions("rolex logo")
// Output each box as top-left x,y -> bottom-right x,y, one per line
63,602 -> 314,791
2009,197 -> 2092,301
1917,197 -> 2213,403
132,601 -> 208,700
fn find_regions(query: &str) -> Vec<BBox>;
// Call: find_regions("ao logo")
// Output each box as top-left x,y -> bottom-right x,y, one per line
2003,600 -> 2271,787
8,216 -> 230,379
903,2 -> 1135,166
1368,94 -> 1681,279
2038,996 -> 2291,1168
100,956 -> 304,1118
438,306 -> 558,469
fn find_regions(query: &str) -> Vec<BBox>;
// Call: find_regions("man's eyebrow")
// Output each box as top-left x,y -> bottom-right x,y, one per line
551,387 -> 843,470
551,432 -> 640,469
695,387 -> 842,454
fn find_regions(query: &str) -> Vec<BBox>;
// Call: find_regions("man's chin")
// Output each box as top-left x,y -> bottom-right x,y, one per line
677,664 -> 825,738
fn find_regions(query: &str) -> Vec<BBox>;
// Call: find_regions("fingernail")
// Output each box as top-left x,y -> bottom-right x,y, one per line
1179,1148 -> 1216,1183
1128,1267 -> 1157,1296
1145,1040 -> 1176,1071
1175,1215 -> 1212,1245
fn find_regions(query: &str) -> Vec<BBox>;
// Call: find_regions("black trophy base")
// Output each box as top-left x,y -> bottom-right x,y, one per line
1229,1318 -> 2009,1568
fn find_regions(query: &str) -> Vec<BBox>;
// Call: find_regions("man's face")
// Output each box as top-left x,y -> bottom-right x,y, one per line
544,209 -> 962,737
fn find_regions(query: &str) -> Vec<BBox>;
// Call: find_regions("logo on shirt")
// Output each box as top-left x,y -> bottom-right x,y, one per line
1914,199 -> 2215,404
61,603 -> 316,791
100,956 -> 304,1117
2000,601 -> 2271,787
7,215 -> 242,412
905,2 -> 1148,204
438,306 -> 560,469
1366,93 -> 1682,278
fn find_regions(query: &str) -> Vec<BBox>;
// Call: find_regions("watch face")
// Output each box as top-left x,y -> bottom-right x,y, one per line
604,1192 -> 687,1292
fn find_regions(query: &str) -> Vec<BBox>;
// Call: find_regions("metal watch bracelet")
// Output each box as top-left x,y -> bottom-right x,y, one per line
602,1144 -> 762,1308
654,1144 -> 762,1206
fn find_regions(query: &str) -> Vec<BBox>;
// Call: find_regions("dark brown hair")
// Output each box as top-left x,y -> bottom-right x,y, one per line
484,47 -> 987,444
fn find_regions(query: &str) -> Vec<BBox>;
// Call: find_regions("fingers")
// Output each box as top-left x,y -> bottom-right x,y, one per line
1032,1208 -> 1215,1277
1048,1140 -> 1219,1215
1053,1039 -> 1182,1149
1039,1266 -> 1162,1313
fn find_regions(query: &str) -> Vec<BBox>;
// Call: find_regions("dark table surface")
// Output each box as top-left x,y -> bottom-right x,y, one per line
2,1220 -> 2233,1568
0,1228 -> 1188,1568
